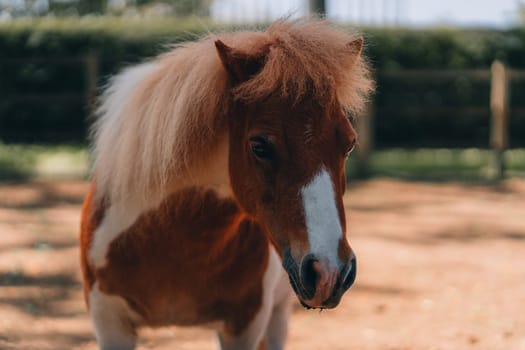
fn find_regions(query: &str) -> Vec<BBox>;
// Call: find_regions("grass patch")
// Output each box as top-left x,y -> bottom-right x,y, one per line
0,143 -> 88,181
0,144 -> 524,181
347,148 -> 525,180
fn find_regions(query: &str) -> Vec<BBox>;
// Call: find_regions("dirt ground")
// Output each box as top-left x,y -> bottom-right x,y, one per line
0,178 -> 524,350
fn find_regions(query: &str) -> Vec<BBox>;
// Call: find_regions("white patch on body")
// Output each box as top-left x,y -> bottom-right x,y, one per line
89,200 -> 155,268
89,282 -> 142,350
301,167 -> 343,267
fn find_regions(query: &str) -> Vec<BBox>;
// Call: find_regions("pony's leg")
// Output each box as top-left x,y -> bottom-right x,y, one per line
217,292 -> 291,350
88,283 -> 140,350
265,295 -> 292,350
216,301 -> 273,350
217,247 -> 289,350
264,267 -> 292,350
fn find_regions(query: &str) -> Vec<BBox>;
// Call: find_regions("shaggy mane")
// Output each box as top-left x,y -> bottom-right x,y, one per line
92,18 -> 373,204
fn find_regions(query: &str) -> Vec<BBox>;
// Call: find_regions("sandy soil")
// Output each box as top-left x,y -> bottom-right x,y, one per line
0,179 -> 524,350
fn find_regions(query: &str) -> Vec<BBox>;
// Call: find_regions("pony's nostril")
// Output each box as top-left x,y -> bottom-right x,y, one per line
300,256 -> 318,299
342,257 -> 357,290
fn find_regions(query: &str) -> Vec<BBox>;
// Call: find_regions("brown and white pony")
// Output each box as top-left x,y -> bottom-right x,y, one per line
80,18 -> 373,350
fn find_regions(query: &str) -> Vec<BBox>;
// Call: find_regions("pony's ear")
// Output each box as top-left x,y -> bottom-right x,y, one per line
347,36 -> 364,58
215,40 -> 267,83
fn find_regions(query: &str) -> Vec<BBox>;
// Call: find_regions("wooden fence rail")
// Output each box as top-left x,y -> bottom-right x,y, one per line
356,62 -> 522,180
490,60 -> 509,180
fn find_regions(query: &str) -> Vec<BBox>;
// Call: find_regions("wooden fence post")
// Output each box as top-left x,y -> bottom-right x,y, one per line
84,53 -> 98,114
355,101 -> 374,178
490,60 -> 509,181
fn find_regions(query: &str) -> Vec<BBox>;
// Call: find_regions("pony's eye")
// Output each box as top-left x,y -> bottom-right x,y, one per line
249,135 -> 275,160
345,140 -> 356,158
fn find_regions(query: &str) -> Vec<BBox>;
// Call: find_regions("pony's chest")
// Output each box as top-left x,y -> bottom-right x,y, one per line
93,188 -> 270,328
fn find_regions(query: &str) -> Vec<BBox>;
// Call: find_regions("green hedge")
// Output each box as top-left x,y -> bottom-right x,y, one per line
0,17 -> 213,143
365,27 -> 525,148
1,17 -> 525,147
365,27 -> 524,69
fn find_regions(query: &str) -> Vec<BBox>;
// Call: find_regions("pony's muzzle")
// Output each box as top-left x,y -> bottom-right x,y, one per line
282,250 -> 357,309
299,255 -> 357,309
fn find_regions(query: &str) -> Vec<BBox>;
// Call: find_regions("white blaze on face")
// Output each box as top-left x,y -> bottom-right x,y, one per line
301,167 -> 343,267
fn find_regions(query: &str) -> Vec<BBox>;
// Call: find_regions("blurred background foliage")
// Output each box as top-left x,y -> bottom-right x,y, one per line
0,0 -> 524,180
1,18 -> 524,146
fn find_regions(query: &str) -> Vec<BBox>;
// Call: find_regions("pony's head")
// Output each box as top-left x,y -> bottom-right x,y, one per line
215,19 -> 373,309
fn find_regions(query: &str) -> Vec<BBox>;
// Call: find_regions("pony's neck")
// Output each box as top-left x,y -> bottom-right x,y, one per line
106,134 -> 232,213
174,134 -> 232,199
